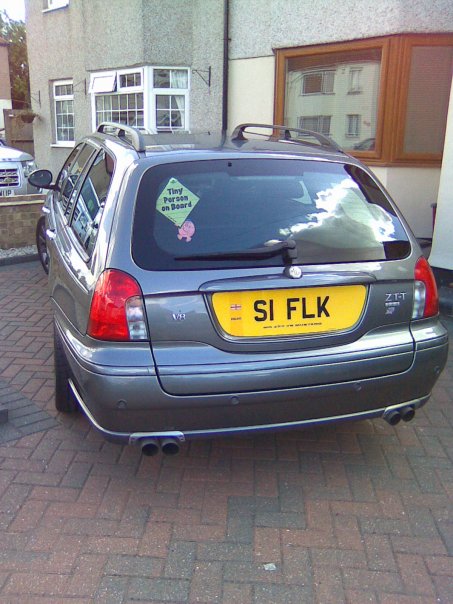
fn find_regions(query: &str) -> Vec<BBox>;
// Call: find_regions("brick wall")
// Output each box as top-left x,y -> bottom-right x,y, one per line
0,195 -> 45,249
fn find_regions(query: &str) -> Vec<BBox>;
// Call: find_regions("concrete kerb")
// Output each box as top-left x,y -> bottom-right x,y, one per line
0,253 -> 39,267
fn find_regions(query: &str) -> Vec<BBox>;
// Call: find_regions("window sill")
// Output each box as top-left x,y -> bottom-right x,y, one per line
51,142 -> 75,149
42,4 -> 69,14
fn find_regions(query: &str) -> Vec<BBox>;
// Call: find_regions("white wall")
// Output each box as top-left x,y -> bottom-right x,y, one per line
372,167 -> 440,238
228,56 -> 275,130
429,78 -> 453,270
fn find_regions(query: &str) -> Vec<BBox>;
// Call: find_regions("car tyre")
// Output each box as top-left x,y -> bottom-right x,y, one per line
54,323 -> 78,413
36,216 -> 49,274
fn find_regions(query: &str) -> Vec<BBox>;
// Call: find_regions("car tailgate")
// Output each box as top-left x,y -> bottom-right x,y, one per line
143,268 -> 416,395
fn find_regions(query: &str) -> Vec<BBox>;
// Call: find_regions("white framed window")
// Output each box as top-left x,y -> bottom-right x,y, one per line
89,71 -> 117,94
53,80 -> 74,144
45,0 -> 69,10
301,70 -> 335,95
90,66 -> 190,132
349,68 -> 362,93
152,68 -> 189,131
91,69 -> 144,128
346,114 -> 360,137
299,115 -> 331,135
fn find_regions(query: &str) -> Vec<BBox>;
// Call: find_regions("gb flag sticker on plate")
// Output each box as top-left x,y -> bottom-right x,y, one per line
156,177 -> 200,227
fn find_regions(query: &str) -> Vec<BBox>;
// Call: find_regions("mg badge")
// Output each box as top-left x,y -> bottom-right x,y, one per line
285,265 -> 303,279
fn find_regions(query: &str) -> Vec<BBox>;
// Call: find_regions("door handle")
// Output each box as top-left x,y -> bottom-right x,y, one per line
46,229 -> 56,240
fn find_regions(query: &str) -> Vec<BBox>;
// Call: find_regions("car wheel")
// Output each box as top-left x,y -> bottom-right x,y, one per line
36,216 -> 49,274
54,323 -> 78,413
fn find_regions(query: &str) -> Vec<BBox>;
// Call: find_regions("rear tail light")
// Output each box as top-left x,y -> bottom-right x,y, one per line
87,269 -> 148,341
412,256 -> 439,319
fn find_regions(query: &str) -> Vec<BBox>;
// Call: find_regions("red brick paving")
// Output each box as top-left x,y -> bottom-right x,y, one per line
0,260 -> 452,603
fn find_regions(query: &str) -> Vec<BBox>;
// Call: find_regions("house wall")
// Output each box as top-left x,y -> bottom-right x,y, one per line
228,0 -> 453,238
25,0 -> 224,175
229,0 -> 453,60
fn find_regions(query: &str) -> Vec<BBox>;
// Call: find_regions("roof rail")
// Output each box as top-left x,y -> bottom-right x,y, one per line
96,122 -> 146,152
231,123 -> 343,152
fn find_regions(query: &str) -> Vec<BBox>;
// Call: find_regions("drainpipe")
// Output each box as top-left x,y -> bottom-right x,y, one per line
222,0 -> 229,132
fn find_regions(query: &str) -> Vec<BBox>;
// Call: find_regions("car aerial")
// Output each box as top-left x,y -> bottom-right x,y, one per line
30,122 -> 448,456
0,142 -> 38,197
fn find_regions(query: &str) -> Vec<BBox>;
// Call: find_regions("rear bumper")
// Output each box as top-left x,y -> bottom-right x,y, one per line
68,382 -> 430,444
59,317 -> 448,444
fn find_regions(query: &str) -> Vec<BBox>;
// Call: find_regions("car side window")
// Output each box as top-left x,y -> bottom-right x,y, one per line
70,150 -> 115,256
56,144 -> 96,218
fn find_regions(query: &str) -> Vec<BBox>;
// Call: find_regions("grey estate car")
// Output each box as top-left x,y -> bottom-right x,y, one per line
30,122 -> 448,456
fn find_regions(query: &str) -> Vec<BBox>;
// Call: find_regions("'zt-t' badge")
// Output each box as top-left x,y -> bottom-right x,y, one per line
385,292 -> 407,315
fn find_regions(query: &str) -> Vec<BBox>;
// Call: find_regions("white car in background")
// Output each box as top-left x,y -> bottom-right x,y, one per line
0,143 -> 38,197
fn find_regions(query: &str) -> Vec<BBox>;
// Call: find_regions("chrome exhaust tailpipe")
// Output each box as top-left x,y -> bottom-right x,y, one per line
384,410 -> 401,426
400,406 -> 415,422
161,438 -> 180,456
140,438 -> 159,457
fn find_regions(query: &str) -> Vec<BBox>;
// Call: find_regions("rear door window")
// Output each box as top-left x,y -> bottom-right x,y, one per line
55,144 -> 96,218
70,150 -> 114,255
132,159 -> 410,270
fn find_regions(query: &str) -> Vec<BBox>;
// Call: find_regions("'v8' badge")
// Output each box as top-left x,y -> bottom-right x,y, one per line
172,312 -> 186,321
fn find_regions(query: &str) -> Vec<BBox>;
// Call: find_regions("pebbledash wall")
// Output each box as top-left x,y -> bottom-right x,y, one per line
228,0 -> 453,239
26,0 -> 453,240
25,0 -> 225,176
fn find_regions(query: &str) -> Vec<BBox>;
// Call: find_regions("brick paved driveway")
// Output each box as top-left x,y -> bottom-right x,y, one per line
0,260 -> 452,604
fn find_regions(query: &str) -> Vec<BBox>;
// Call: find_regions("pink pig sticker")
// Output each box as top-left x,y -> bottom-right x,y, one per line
177,220 -> 195,242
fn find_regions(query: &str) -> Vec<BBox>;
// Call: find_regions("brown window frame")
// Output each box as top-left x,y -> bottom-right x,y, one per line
274,34 -> 453,166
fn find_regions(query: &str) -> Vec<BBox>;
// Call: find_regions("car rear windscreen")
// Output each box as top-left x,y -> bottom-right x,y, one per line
132,158 -> 411,270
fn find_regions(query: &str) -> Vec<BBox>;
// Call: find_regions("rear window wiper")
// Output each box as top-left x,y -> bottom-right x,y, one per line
174,239 -> 297,263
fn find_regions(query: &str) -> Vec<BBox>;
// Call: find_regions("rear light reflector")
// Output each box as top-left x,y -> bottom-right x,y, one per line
412,256 -> 439,319
87,269 -> 148,341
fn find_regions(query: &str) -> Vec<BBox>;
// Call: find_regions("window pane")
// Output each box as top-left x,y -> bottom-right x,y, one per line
299,115 -> 331,135
404,46 -> 453,155
170,69 -> 188,89
171,95 -> 184,110
59,144 -> 94,216
285,48 -> 381,151
303,73 -> 322,94
349,69 -> 362,93
156,95 -> 170,110
154,69 -> 171,88
132,159 -> 410,271
71,150 -> 114,255
119,72 -> 141,88
156,109 -> 170,128
95,93 -> 144,128
347,114 -> 360,137
55,93 -> 74,143
55,83 -> 73,96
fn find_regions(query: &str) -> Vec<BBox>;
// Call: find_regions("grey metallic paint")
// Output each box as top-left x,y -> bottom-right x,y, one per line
46,131 -> 449,446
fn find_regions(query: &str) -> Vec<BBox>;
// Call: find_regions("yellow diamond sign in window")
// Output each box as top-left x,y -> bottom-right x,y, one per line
156,177 -> 200,227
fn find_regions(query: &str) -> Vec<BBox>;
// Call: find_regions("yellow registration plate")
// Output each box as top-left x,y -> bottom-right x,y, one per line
212,285 -> 367,337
